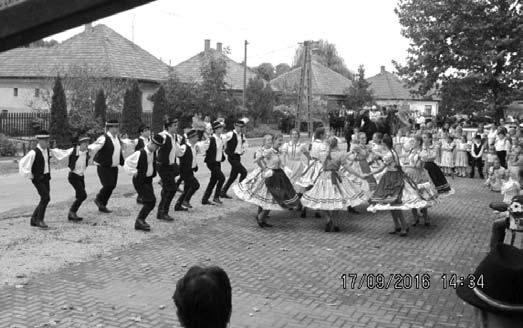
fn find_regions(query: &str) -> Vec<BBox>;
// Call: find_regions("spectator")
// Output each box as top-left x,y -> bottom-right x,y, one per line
173,265 -> 232,328
456,243 -> 523,327
495,130 -> 510,168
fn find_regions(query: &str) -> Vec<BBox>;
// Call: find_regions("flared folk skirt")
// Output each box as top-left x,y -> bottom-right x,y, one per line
423,161 -> 455,196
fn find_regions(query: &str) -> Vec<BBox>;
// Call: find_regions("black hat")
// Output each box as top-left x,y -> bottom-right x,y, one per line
78,135 -> 90,143
106,119 -> 119,127
164,117 -> 178,125
151,134 -> 165,146
456,244 -> 523,314
35,130 -> 50,139
138,125 -> 150,134
186,129 -> 198,139
212,121 -> 225,130
235,119 -> 246,127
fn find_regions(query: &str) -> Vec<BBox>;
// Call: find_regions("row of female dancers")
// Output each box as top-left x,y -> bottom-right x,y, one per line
233,127 -> 454,235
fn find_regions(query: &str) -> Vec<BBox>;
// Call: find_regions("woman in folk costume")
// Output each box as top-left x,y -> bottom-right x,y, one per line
420,132 -> 454,196
402,135 -> 439,226
280,128 -> 310,203
351,132 -> 378,192
301,137 -> 369,232
339,144 -> 372,213
367,134 -> 431,237
233,134 -> 299,228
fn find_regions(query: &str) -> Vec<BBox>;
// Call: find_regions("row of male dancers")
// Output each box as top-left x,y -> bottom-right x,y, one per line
18,118 -> 249,230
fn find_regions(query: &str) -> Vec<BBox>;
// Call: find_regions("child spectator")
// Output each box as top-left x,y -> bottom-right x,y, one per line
469,135 -> 484,179
485,147 -> 497,180
495,130 -> 511,168
454,135 -> 469,177
485,158 -> 506,192
507,143 -> 521,179
501,171 -> 521,204
440,134 -> 455,176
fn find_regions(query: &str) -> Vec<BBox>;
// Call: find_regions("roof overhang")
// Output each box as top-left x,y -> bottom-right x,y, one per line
0,0 -> 156,52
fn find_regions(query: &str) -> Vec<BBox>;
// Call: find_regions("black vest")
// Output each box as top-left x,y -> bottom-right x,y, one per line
472,143 -> 483,156
136,149 -> 157,182
225,132 -> 242,156
205,136 -> 225,164
31,147 -> 50,180
157,133 -> 173,166
179,145 -> 194,173
135,138 -> 147,151
93,133 -> 124,167
68,146 -> 90,171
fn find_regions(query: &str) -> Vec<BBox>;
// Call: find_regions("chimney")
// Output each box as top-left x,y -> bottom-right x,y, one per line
380,66 -> 386,73
216,42 -> 222,53
204,39 -> 211,52
85,23 -> 93,32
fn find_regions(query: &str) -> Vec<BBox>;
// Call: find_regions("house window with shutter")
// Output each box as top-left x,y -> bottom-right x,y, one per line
13,88 -> 18,97
35,88 -> 40,97
424,105 -> 432,116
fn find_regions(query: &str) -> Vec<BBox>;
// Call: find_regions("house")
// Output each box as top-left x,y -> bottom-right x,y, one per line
0,23 -> 170,113
270,61 -> 353,110
366,66 -> 440,116
172,39 -> 258,94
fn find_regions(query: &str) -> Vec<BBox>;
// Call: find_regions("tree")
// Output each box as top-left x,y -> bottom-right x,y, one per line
293,40 -> 354,79
121,81 -> 143,138
439,77 -> 488,117
245,77 -> 275,126
22,39 -> 58,48
344,65 -> 374,110
275,63 -> 291,77
394,0 -> 522,120
94,89 -> 107,122
151,85 -> 168,133
49,76 -> 70,146
255,63 -> 275,81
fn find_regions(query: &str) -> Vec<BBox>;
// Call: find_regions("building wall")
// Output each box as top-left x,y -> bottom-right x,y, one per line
0,78 -> 158,113
375,99 -> 439,116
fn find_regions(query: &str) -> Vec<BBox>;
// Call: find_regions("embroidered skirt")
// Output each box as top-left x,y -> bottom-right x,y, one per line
284,159 -> 307,193
423,161 -> 454,196
301,170 -> 369,211
296,159 -> 323,190
264,168 -> 299,208
233,168 -> 282,210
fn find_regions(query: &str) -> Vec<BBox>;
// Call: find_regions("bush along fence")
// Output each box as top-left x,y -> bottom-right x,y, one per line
0,112 -> 153,137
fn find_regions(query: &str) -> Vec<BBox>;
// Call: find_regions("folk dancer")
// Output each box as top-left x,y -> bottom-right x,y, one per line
66,136 -> 91,222
18,131 -> 71,229
301,137 -> 369,232
88,119 -> 127,213
233,134 -> 299,228
124,134 -> 165,231
221,119 -> 248,199
420,132 -> 454,196
156,118 -> 184,221
133,125 -> 150,204
280,128 -> 310,209
367,134 -> 432,237
174,130 -> 201,211
199,121 -> 227,205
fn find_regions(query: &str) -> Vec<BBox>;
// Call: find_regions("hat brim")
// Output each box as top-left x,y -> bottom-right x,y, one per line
78,138 -> 90,143
36,135 -> 50,139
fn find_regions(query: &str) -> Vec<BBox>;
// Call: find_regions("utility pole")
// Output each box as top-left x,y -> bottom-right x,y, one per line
296,40 -> 314,137
242,40 -> 248,108
306,45 -> 313,138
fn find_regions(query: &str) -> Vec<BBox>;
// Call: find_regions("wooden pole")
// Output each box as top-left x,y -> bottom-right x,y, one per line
306,43 -> 313,138
296,41 -> 308,132
242,40 -> 248,108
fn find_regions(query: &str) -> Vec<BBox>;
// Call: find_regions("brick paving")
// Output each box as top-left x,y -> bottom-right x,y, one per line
0,177 -> 502,328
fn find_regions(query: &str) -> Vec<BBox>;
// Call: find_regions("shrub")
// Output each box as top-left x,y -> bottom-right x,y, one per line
244,124 -> 280,138
0,134 -> 16,156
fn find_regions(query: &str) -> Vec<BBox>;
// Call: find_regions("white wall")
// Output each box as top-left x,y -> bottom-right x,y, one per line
375,99 -> 439,116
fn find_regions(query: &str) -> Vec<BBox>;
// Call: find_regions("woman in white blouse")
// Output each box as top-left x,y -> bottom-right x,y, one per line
495,130 -> 511,168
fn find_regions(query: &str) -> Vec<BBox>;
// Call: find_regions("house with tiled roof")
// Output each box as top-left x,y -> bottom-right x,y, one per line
0,23 -> 170,112
367,66 -> 440,116
172,40 -> 258,92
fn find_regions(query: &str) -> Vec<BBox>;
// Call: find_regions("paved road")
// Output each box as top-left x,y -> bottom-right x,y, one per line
0,176 -> 502,328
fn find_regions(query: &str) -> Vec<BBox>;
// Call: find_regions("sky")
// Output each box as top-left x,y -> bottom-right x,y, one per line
46,0 -> 410,77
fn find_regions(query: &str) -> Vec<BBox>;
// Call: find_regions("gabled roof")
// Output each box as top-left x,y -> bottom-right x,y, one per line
270,61 -> 352,96
0,24 -> 170,82
172,49 -> 258,91
366,68 -> 440,101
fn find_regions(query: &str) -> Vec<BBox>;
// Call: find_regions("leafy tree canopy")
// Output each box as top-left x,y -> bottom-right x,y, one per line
344,65 -> 374,110
293,40 -> 354,80
255,63 -> 275,81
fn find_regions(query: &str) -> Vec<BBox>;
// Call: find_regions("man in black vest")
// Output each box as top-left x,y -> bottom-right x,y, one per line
66,136 -> 91,221
175,130 -> 200,211
18,130 -> 71,229
124,134 -> 165,231
221,119 -> 248,198
201,121 -> 226,205
157,118 -> 184,221
88,120 -> 125,213
135,125 -> 150,151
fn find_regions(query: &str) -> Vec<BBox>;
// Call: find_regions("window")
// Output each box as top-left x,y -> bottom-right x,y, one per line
424,105 -> 432,116
13,88 -> 18,97
35,88 -> 40,97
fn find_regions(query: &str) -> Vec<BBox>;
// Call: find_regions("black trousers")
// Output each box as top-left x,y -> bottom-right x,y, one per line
202,162 -> 225,201
68,172 -> 87,212
96,166 -> 118,206
157,164 -> 179,214
31,174 -> 50,223
497,150 -> 507,168
133,176 -> 156,221
177,172 -> 200,205
222,154 -> 247,194
470,158 -> 484,178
